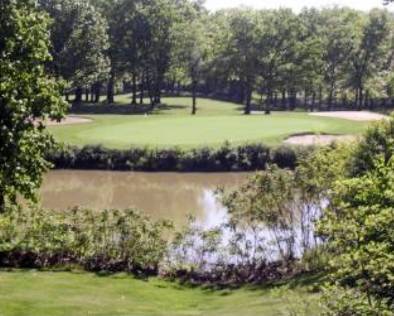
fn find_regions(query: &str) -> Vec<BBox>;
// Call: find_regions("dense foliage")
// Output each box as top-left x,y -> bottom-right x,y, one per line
38,0 -> 110,103
0,206 -> 171,274
319,116 -> 394,315
36,0 -> 394,113
47,143 -> 311,172
0,0 -> 67,212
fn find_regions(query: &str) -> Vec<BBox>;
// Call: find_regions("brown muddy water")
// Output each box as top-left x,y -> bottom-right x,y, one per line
40,171 -> 251,227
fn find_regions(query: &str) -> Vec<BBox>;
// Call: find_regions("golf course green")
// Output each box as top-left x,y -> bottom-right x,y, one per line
49,96 -> 369,148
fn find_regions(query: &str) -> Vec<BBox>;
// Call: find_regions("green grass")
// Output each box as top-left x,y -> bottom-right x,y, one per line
49,96 -> 369,149
0,270 -> 320,316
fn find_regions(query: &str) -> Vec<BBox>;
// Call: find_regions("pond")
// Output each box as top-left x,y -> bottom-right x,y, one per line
40,170 -> 250,227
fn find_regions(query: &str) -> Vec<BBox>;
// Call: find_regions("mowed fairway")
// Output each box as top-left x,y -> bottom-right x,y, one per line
50,96 -> 369,148
0,270 -> 319,316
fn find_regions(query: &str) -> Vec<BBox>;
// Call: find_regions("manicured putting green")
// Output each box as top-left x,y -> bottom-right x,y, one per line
0,270 -> 319,316
50,96 -> 369,148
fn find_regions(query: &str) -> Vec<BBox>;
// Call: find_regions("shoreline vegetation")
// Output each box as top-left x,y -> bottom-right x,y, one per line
47,143 -> 310,172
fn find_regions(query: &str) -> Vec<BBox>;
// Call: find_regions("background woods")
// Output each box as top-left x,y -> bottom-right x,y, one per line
36,0 -> 394,113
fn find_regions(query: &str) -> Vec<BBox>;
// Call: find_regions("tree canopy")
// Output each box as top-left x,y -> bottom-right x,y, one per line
0,0 -> 67,211
34,1 -> 394,114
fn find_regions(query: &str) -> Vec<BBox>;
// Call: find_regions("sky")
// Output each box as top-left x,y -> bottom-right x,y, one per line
204,0 -> 393,13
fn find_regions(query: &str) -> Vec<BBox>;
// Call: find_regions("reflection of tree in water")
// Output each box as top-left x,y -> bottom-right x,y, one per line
40,171 -> 249,227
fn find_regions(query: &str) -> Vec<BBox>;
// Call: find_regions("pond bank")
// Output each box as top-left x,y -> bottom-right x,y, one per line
47,143 -> 311,172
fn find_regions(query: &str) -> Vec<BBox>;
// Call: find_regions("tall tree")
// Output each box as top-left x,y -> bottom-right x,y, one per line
139,0 -> 179,107
0,0 -> 67,212
170,2 -> 208,114
321,8 -> 359,109
94,0 -> 140,104
39,0 -> 110,104
346,9 -> 391,110
298,8 -> 325,111
224,9 -> 259,114
257,9 -> 301,113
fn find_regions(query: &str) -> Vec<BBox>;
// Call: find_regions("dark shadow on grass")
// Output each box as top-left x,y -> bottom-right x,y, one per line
162,271 -> 326,294
70,102 -> 189,116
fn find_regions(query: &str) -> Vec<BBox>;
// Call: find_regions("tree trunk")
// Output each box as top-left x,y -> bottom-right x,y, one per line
260,94 -> 264,111
365,90 -> 370,110
265,90 -> 272,115
179,81 -> 183,96
289,89 -> 296,111
90,85 -> 94,103
328,88 -> 334,111
132,73 -> 137,105
239,80 -> 245,104
318,85 -> 323,111
0,189 -> 5,214
311,91 -> 316,112
281,90 -> 287,110
155,75 -> 162,105
94,82 -> 101,103
85,87 -> 89,102
273,92 -> 278,109
358,87 -> 363,111
65,93 -> 70,103
244,83 -> 251,115
304,88 -> 308,110
107,72 -> 115,104
74,86 -> 83,105
171,77 -> 176,94
140,82 -> 144,104
192,79 -> 197,115
146,75 -> 155,108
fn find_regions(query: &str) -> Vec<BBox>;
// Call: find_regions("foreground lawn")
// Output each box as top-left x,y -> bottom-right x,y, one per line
0,270 -> 319,316
49,96 -> 369,148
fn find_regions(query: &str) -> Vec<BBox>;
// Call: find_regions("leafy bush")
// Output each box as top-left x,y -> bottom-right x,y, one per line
322,286 -> 394,316
348,113 -> 394,176
318,115 -> 394,314
47,143 -> 310,172
0,206 -> 172,274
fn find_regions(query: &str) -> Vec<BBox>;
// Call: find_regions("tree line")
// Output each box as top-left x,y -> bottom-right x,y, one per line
38,1 -> 394,114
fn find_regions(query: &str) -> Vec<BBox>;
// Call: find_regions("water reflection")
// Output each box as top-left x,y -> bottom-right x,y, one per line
40,171 -> 250,227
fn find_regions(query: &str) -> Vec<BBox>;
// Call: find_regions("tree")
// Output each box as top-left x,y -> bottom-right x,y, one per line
224,9 -> 260,114
93,0 -> 140,104
298,8 -> 325,111
346,9 -> 391,110
170,2 -> 208,114
139,0 -> 179,107
321,8 -> 359,109
319,116 -> 394,314
257,9 -> 303,113
39,0 -> 110,104
0,0 -> 67,212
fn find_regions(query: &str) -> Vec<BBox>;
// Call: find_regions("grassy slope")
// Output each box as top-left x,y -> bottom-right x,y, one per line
0,270 -> 319,316
49,96 -> 369,149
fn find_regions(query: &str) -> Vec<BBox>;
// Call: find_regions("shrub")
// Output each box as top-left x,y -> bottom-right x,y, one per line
47,143 -> 307,172
0,206 -> 172,274
348,113 -> 394,176
318,115 -> 394,314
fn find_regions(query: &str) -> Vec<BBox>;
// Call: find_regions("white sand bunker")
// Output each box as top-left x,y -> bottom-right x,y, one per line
46,115 -> 92,126
309,111 -> 387,121
284,134 -> 356,146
